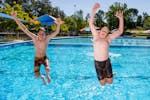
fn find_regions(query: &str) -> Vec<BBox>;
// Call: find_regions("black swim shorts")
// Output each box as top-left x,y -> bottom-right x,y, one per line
94,58 -> 113,80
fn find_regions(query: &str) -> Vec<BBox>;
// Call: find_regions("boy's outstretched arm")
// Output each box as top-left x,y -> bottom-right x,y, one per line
11,11 -> 36,39
109,11 -> 124,40
89,3 -> 100,37
46,18 -> 63,40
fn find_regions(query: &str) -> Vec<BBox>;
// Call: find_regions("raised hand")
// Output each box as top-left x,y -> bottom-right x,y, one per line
54,18 -> 64,25
115,11 -> 123,19
93,3 -> 100,10
11,11 -> 17,18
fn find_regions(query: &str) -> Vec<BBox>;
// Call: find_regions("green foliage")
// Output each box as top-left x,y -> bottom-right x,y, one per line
106,2 -> 127,30
0,3 -> 33,31
0,1 -> 150,35
51,24 -> 57,32
64,16 -> 77,31
143,16 -> 150,29
136,15 -> 143,27
61,24 -> 69,32
95,10 -> 105,28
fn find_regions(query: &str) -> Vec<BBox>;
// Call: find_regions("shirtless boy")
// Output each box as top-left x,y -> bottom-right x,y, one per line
11,11 -> 62,85
89,3 -> 124,86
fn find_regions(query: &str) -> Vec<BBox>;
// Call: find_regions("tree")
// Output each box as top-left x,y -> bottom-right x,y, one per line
125,8 -> 138,29
64,16 -> 76,32
73,10 -> 84,32
95,10 -> 105,28
136,15 -> 143,28
106,2 -> 127,30
0,3 -> 33,32
143,16 -> 150,29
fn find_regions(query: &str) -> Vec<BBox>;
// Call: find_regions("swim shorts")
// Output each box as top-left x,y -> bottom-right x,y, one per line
94,58 -> 113,80
34,55 -> 49,73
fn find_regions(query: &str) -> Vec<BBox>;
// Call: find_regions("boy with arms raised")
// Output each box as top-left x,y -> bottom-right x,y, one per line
11,11 -> 63,85
89,3 -> 124,86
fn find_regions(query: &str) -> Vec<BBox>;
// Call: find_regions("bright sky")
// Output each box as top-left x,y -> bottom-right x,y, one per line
50,0 -> 150,18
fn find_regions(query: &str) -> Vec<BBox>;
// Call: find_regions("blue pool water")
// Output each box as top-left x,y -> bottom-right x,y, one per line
51,37 -> 150,46
0,37 -> 150,100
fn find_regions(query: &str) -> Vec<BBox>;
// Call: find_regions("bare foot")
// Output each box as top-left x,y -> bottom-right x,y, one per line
46,75 -> 51,83
41,75 -> 46,85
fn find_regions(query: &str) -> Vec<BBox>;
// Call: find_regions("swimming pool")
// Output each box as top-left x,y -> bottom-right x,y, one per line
51,37 -> 150,46
0,37 -> 150,100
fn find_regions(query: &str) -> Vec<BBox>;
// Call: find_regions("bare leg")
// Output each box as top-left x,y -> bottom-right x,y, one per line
35,72 -> 46,85
45,59 -> 51,83
46,70 -> 51,83
106,78 -> 113,84
41,74 -> 47,85
100,79 -> 106,86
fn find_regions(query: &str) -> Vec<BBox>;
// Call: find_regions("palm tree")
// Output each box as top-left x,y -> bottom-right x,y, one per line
95,10 -> 105,28
124,8 -> 139,29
